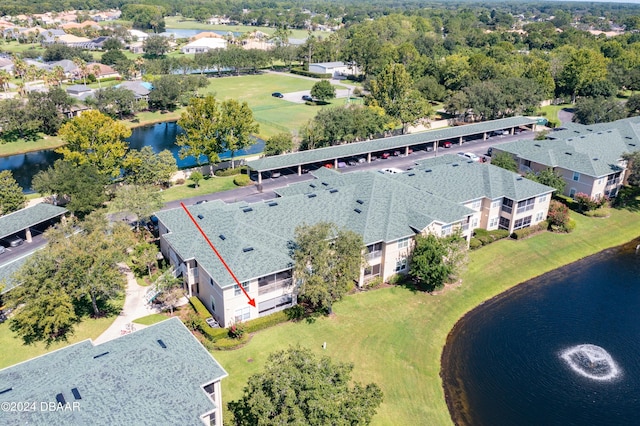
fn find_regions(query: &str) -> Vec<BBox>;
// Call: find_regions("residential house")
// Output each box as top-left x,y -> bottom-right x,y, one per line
155,155 -> 553,327
191,31 -> 225,41
308,61 -> 357,77
181,37 -> 227,54
128,29 -> 149,41
494,116 -> 640,199
116,81 -> 153,99
0,318 -> 228,426
39,28 -> 67,45
60,20 -> 100,31
87,62 -> 119,79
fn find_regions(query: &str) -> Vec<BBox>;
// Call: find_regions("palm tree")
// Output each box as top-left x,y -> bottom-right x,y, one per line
134,57 -> 145,78
73,58 -> 87,85
0,70 -> 10,92
12,55 -> 26,82
92,64 -> 101,88
52,65 -> 65,86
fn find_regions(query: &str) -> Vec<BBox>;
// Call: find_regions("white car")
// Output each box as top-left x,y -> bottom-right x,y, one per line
458,152 -> 481,162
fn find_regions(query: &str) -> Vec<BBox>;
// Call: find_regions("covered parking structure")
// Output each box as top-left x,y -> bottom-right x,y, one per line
0,203 -> 68,243
247,116 -> 538,184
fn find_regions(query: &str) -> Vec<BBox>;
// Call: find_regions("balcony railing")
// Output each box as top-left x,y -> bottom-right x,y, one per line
365,250 -> 382,261
258,278 -> 293,296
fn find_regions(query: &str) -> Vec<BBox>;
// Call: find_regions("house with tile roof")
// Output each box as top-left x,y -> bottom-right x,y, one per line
494,116 -> 640,199
0,317 -> 228,426
155,155 -> 554,327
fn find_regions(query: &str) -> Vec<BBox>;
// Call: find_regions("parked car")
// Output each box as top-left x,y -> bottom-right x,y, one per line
381,152 -> 391,159
393,150 -> 401,156
271,92 -> 283,98
271,171 -> 281,178
195,199 -> 209,205
442,141 -> 452,148
348,158 -> 358,166
2,236 -> 24,247
337,161 -> 347,168
302,95 -> 313,101
356,157 -> 367,164
0,246 -> 5,255
486,147 -> 493,157
370,155 -> 378,161
457,152 -> 481,162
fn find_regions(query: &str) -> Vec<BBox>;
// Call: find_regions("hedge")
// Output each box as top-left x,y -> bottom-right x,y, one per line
234,175 -> 252,186
215,166 -> 246,177
290,67 -> 332,79
244,310 -> 289,333
470,228 -> 510,248
212,335 -> 249,350
469,238 -> 483,249
189,296 -> 212,320
510,222 -> 548,240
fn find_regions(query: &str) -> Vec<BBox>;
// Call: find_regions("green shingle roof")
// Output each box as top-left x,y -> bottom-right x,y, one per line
247,116 -> 538,171
399,154 -> 556,203
0,203 -> 68,240
0,254 -> 30,293
0,317 -> 227,426
156,168 -> 474,288
496,126 -> 637,178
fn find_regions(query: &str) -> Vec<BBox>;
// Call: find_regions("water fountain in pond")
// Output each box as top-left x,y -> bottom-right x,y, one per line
560,344 -> 621,381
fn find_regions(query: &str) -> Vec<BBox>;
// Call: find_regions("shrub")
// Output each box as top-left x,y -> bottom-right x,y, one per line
234,175 -> 252,186
189,296 -> 211,320
585,207 -> 611,218
489,229 -> 510,240
212,334 -> 249,350
469,238 -> 483,249
215,166 -> 246,177
574,192 -> 607,212
228,322 -> 246,339
547,200 -> 570,228
564,218 -> 577,232
284,305 -> 305,321
511,222 -> 548,240
473,228 -> 489,237
364,276 -> 383,289
243,310 -> 288,333
175,178 -> 185,185
478,235 -> 493,245
290,67 -> 332,79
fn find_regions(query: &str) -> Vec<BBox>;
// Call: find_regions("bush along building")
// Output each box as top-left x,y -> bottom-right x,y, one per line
155,154 -> 554,327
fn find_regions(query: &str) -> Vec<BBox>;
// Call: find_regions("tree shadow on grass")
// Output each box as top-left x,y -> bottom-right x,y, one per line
391,276 -> 437,294
612,186 -> 640,213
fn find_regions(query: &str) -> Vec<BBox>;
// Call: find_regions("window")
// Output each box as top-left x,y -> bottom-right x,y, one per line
491,199 -> 501,209
441,224 -> 453,236
234,282 -> 250,296
234,306 -> 250,323
471,217 -> 479,228
364,264 -> 381,276
535,211 -> 545,222
569,188 -> 577,198
470,200 -> 481,210
489,217 -> 499,228
210,277 -> 215,287
499,217 -> 510,230
397,238 -> 410,249
516,197 -> 535,214
572,171 -> 580,182
607,172 -> 621,186
210,296 -> 215,313
523,159 -> 531,167
538,195 -> 547,203
502,198 -> 514,214
395,258 -> 407,272
513,216 -> 532,230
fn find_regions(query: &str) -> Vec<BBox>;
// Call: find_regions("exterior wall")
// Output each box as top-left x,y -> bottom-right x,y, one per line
556,167 -> 597,198
380,236 -> 413,282
497,192 -> 552,233
200,380 -> 224,426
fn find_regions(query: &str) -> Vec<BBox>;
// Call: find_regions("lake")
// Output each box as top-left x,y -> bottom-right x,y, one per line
0,121 -> 264,192
441,238 -> 640,426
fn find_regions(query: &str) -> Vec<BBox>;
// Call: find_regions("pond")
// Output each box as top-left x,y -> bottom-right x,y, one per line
441,238 -> 640,426
0,121 -> 264,192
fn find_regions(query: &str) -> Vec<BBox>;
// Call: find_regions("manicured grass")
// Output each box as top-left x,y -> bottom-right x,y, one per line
536,103 -> 572,124
132,313 -> 168,326
0,41 -> 43,54
0,294 -> 124,369
161,175 -> 238,202
213,205 -> 640,426
164,16 -> 323,40
0,135 -> 65,157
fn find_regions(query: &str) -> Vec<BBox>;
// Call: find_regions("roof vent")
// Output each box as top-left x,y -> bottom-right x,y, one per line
597,132 -> 602,135
534,144 -> 541,147
71,388 -> 82,400
625,136 -> 633,139
587,128 -> 593,131
574,130 -> 580,133
629,143 -> 637,147
0,388 -> 12,395
356,199 -> 364,204
157,339 -> 167,349
567,138 -> 573,141
354,208 -> 362,214
197,214 -> 204,220
580,136 -> 585,139
307,193 -> 317,198
593,158 -> 599,161
93,352 -> 109,359
408,173 -> 415,177
310,184 -> 316,188
607,130 -> 612,133
452,164 -> 459,167
425,169 -> 432,173
219,234 -> 226,240
329,189 -> 338,193
242,207 -> 253,213
321,182 -> 329,186
243,247 -> 254,253
268,202 -> 278,207
56,394 -> 66,405
516,177 -> 523,181
565,152 -> 573,155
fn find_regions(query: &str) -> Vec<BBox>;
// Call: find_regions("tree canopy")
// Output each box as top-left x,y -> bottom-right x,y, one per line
526,168 -> 566,194
264,132 -> 294,156
572,97 -> 627,125
490,151 -> 519,173
122,146 -> 177,186
293,222 -> 365,312
310,80 -> 336,102
409,232 -> 467,291
0,170 -> 26,216
228,346 -> 383,425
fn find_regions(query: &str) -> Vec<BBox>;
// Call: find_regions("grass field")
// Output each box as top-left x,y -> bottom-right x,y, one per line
132,313 -> 169,326
536,103 -> 572,125
164,16 -> 323,40
0,294 -> 124,369
161,175 -> 238,202
213,204 -> 640,426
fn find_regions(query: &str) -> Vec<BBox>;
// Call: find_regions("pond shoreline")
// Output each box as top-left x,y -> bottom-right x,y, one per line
439,237 -> 640,426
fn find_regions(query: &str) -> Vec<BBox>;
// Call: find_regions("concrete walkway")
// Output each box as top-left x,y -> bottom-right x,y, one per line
93,265 -> 163,344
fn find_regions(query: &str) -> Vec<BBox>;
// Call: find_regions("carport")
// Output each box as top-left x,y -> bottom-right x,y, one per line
0,203 -> 68,243
247,116 -> 538,184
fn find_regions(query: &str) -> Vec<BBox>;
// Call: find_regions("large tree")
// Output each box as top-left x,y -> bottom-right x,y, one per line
490,151 -> 519,173
264,132 -> 294,156
409,233 -> 467,291
228,346 -> 383,425
143,34 -> 170,58
572,97 -> 627,125
310,80 -> 336,102
0,170 -> 26,215
32,160 -> 108,217
293,222 -> 365,312
558,48 -> 609,103
366,63 -> 431,133
526,168 -> 566,194
219,99 -> 259,168
123,146 -> 177,186
88,86 -> 138,119
56,110 -> 131,178
622,151 -> 640,187
109,185 -> 163,226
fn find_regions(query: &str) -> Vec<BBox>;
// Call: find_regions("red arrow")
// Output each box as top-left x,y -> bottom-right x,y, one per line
180,202 -> 256,307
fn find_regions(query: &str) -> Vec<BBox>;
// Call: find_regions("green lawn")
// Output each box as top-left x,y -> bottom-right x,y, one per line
132,313 -> 169,326
536,103 -> 572,125
213,205 -> 640,426
0,294 -> 124,369
161,175 -> 239,202
0,40 -> 43,55
0,135 -> 65,157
